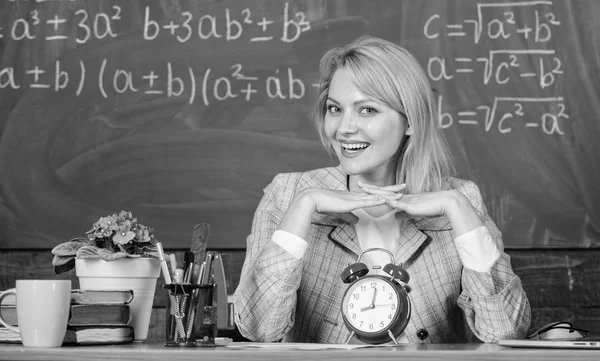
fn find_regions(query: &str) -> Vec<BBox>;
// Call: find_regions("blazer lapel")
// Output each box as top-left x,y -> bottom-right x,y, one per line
393,220 -> 428,266
308,166 -> 362,255
394,215 -> 453,265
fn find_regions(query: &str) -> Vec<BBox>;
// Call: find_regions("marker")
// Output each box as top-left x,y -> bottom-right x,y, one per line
195,262 -> 206,285
169,253 -> 178,275
182,251 -> 194,283
156,242 -> 172,284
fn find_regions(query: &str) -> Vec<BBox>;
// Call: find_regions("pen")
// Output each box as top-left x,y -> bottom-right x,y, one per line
195,261 -> 206,285
182,251 -> 194,284
156,242 -> 172,284
169,253 -> 178,275
201,252 -> 214,285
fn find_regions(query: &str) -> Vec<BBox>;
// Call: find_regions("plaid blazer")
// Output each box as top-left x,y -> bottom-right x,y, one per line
233,166 -> 531,343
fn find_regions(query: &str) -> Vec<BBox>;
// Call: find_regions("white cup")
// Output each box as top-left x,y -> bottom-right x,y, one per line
0,279 -> 71,347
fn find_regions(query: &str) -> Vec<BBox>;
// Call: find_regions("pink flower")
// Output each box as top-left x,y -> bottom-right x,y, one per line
96,215 -> 119,231
112,230 -> 136,245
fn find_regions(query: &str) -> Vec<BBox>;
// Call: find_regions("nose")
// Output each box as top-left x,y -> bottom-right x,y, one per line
337,111 -> 358,135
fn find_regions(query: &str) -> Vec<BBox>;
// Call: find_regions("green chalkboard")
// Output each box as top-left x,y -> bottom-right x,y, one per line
0,0 -> 598,249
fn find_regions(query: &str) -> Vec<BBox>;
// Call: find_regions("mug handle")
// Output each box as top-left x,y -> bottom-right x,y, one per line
0,288 -> 19,333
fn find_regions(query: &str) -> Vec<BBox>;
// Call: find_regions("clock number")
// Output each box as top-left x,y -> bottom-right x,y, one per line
388,314 -> 393,319
349,302 -> 354,309
371,282 -> 377,289
391,303 -> 396,310
380,321 -> 385,327
353,293 -> 360,300
360,285 -> 367,292
369,323 -> 374,330
352,313 -> 357,319
389,293 -> 393,299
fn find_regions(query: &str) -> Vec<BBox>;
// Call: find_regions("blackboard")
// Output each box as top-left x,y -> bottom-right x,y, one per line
0,0 -> 598,249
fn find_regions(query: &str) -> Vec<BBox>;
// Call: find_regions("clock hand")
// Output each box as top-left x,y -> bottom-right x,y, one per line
359,304 -> 373,312
360,287 -> 379,312
371,286 -> 378,305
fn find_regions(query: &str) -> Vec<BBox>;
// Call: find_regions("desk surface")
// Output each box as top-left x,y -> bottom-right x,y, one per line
1,342 -> 600,361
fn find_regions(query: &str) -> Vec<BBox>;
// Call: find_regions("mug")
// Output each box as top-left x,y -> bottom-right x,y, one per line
0,279 -> 71,347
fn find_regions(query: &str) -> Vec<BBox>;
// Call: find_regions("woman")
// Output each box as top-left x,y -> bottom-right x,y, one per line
233,36 -> 530,343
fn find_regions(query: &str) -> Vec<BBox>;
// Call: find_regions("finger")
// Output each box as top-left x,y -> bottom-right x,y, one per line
358,197 -> 387,208
357,182 -> 407,192
377,193 -> 404,201
358,186 -> 398,197
375,183 -> 407,192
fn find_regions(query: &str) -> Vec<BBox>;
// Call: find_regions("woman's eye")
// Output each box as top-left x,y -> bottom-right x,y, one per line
359,107 -> 378,115
327,104 -> 341,114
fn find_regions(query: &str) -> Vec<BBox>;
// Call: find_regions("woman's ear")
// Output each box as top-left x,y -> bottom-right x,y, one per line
404,123 -> 414,136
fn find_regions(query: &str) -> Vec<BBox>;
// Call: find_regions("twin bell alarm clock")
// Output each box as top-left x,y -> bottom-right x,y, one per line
340,247 -> 411,344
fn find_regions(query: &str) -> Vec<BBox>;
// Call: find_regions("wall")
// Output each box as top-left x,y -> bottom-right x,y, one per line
1,0 -> 598,249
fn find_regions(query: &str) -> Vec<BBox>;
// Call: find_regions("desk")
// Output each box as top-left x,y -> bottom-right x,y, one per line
1,342 -> 599,361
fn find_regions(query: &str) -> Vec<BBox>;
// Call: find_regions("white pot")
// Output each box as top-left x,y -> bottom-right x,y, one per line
75,257 -> 160,341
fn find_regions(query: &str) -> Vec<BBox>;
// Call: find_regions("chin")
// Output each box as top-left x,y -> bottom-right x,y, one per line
338,161 -> 368,176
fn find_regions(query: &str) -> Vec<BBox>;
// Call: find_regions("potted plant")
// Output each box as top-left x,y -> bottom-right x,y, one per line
51,210 -> 161,341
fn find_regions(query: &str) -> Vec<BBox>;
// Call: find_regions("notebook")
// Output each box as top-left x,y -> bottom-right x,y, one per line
498,337 -> 600,349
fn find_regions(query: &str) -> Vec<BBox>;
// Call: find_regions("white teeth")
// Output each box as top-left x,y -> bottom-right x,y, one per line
342,143 -> 369,150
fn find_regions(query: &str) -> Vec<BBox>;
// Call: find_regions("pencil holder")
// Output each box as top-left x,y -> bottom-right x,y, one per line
164,283 -> 216,347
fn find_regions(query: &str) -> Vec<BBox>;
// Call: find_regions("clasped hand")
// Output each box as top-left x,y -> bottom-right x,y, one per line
307,182 -> 459,224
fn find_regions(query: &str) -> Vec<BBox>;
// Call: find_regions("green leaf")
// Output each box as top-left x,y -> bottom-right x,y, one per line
51,237 -> 91,256
54,259 -> 75,275
52,254 -> 74,266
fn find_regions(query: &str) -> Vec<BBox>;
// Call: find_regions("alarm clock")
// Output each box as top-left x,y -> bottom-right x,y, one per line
340,247 -> 411,344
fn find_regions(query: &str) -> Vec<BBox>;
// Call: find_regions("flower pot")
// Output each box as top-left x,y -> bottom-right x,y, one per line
75,257 -> 160,341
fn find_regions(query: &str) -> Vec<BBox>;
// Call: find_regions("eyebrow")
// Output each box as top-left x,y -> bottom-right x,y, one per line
326,96 -> 375,107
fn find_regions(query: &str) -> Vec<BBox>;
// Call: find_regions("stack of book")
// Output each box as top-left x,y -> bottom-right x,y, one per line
0,294 -> 19,343
0,289 -> 135,345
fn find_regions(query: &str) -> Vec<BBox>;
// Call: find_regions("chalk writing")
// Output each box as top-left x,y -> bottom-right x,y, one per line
425,0 -> 567,135
438,95 -> 567,135
0,0 -> 569,135
143,3 -> 310,43
0,60 -> 305,106
1,2 -> 310,44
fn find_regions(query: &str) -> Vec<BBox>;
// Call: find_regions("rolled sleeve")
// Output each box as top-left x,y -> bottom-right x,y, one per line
272,230 -> 308,260
454,226 -> 501,273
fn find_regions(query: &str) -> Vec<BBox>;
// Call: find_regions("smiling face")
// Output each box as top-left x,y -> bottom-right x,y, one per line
324,67 -> 412,186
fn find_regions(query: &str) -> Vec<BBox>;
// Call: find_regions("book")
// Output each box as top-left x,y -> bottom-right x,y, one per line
0,304 -> 131,327
69,304 -> 131,326
0,305 -> 17,326
0,326 -> 20,343
70,289 -> 134,305
63,325 -> 134,345
0,325 -> 135,345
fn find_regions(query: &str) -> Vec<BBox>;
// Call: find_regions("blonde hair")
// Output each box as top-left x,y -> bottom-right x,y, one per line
314,36 -> 454,193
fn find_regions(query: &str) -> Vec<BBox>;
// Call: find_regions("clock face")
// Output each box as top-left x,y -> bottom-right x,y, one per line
341,276 -> 400,334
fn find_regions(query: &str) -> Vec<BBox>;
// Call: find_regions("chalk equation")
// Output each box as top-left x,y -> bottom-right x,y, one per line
438,95 -> 567,135
0,0 -> 570,135
428,49 -> 562,88
424,0 -> 567,134
424,0 -> 559,44
0,2 -> 310,44
0,61 -> 306,105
